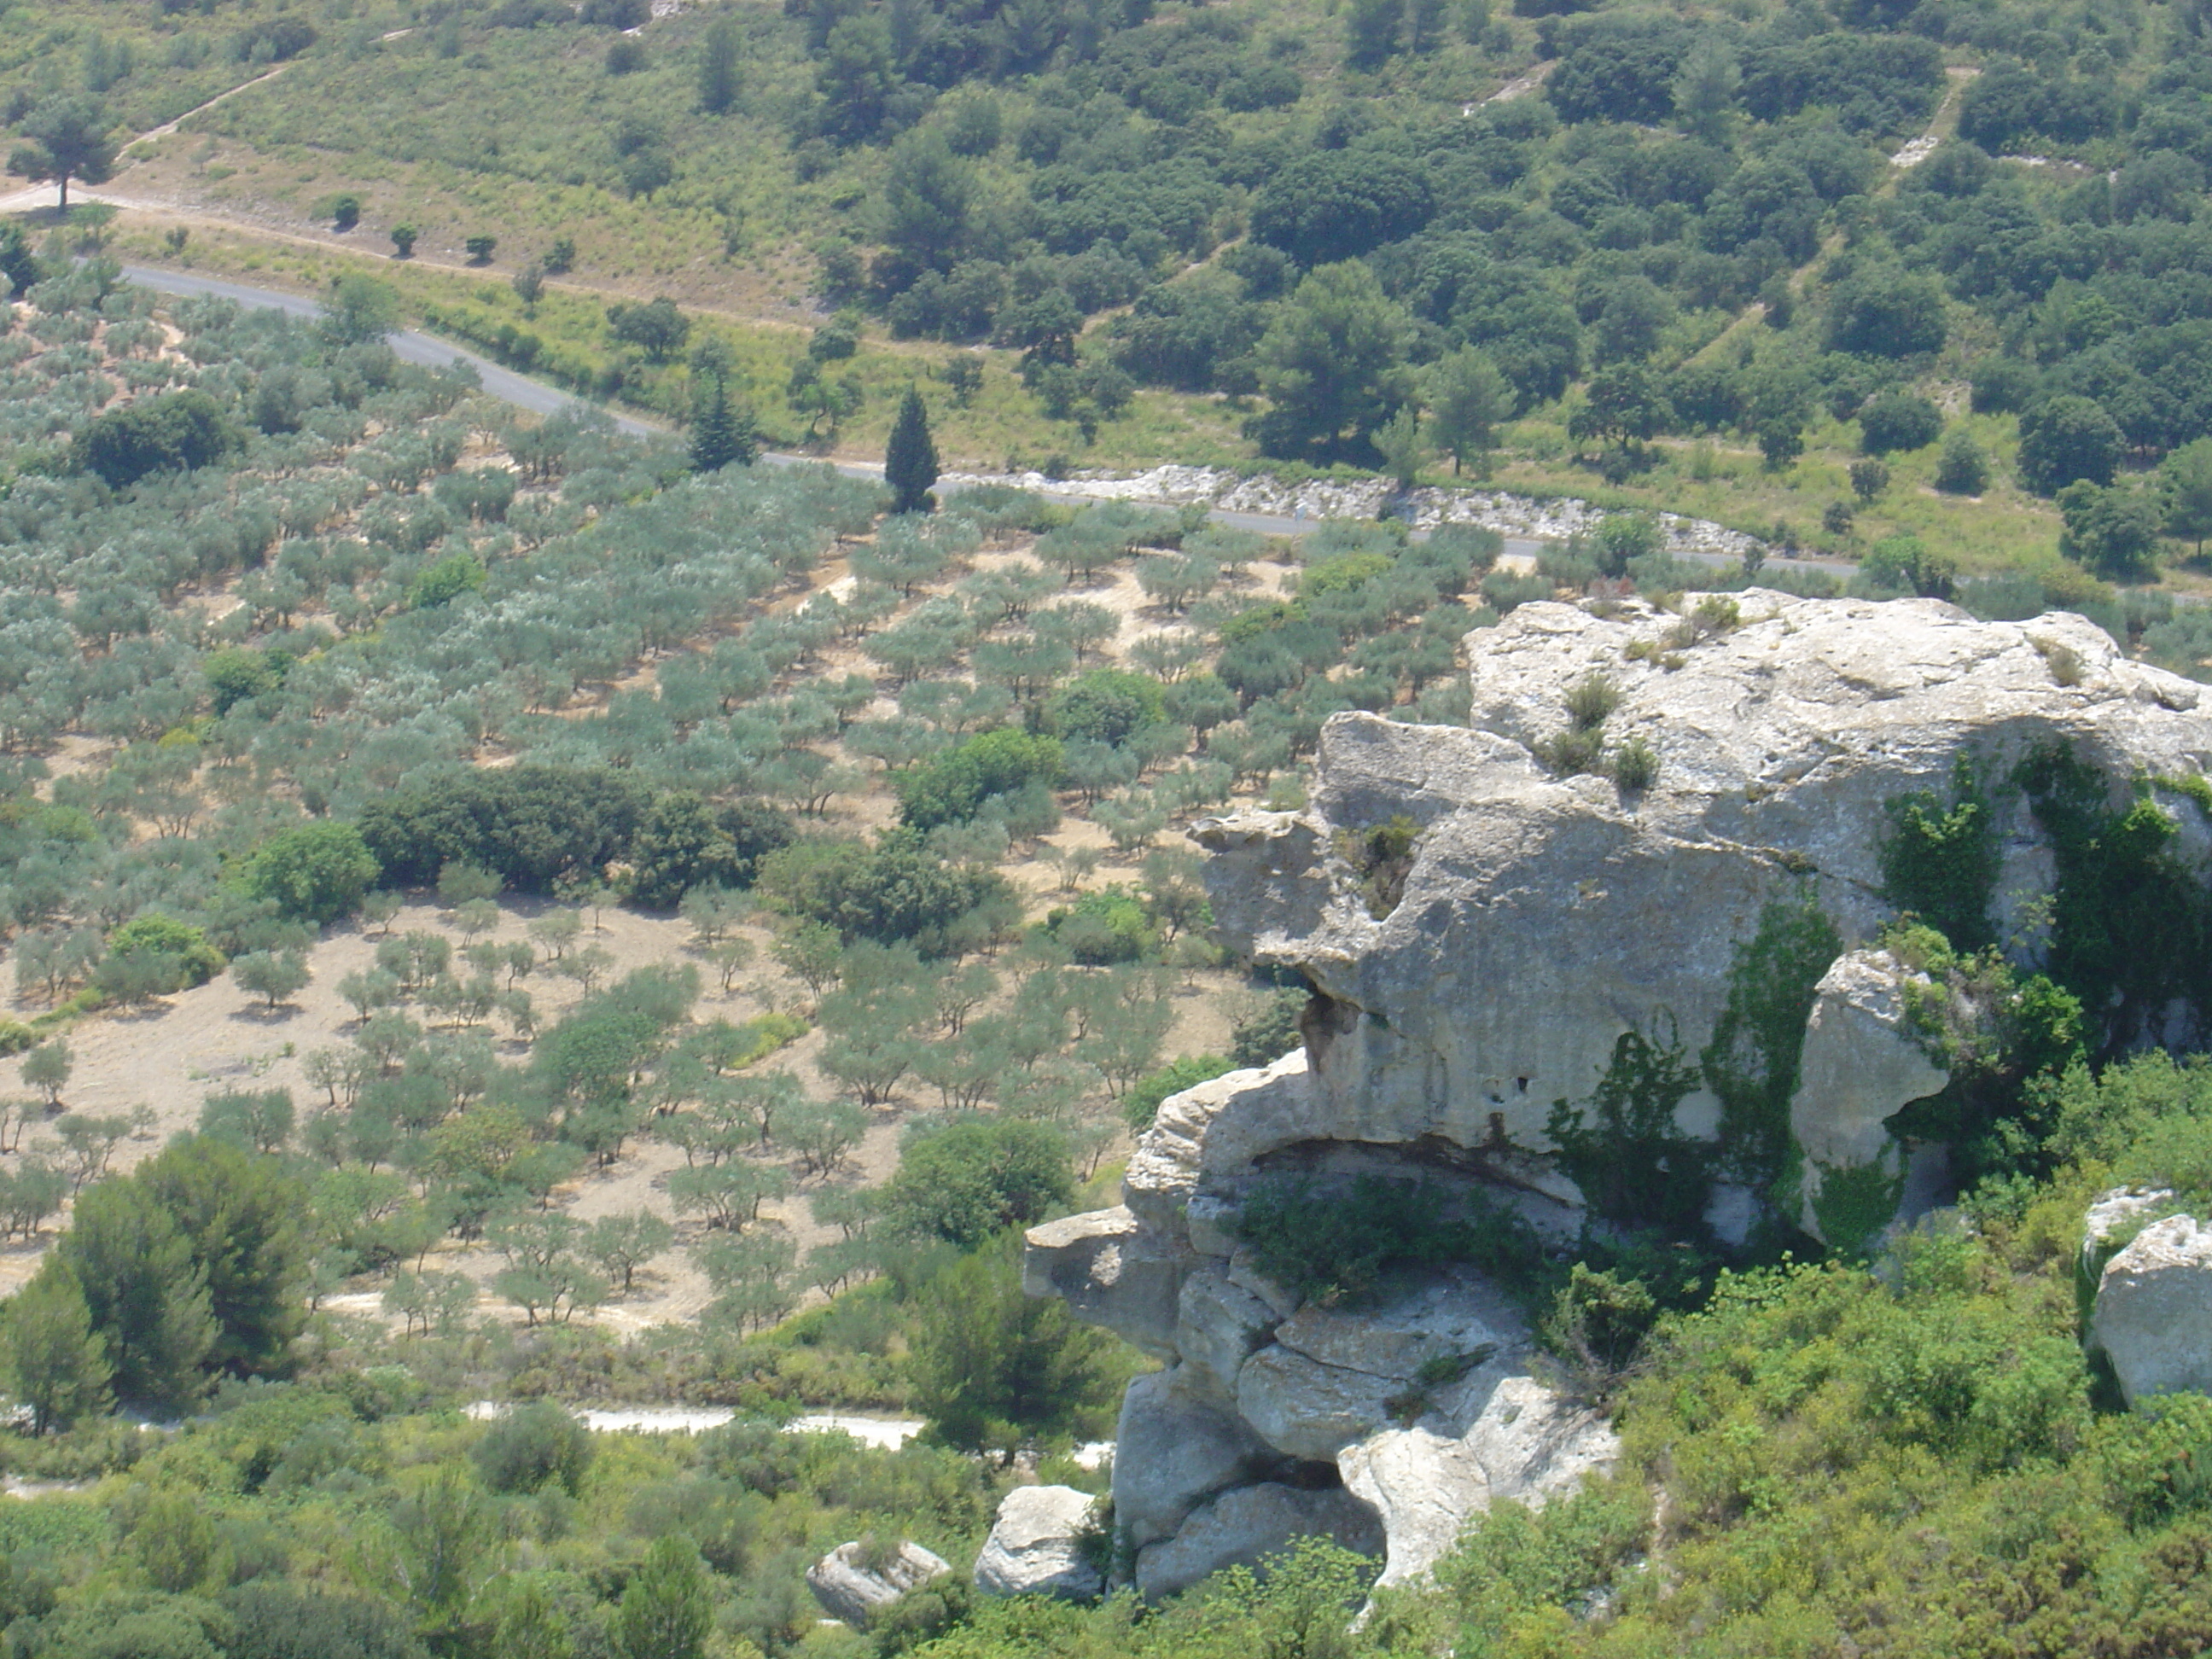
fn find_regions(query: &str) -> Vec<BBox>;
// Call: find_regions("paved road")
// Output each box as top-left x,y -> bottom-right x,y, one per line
118,264 -> 1847,579
121,264 -> 662,437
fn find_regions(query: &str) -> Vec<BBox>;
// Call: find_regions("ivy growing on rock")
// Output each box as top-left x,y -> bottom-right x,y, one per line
1701,894 -> 1841,1193
1878,753 -> 2000,952
1547,1021 -> 1709,1234
2015,742 -> 2211,1055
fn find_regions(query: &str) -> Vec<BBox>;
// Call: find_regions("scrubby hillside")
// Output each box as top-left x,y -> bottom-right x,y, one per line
12,0 -> 2212,582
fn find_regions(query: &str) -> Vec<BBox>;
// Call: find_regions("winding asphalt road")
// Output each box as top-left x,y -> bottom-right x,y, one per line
120,262 -> 1847,576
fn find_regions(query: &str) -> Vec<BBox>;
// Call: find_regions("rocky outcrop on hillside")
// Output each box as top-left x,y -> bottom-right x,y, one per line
973,1487 -> 1104,1600
2089,1207 -> 2212,1406
806,1540 -> 951,1627
1033,593 -> 2212,1600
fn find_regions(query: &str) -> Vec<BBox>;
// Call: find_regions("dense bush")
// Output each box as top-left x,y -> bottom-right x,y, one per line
1857,392 -> 1942,455
471,1401 -> 594,1494
883,1118 -> 1074,1249
358,767 -> 650,891
760,832 -> 1016,954
72,390 -> 239,489
232,823 -> 380,925
896,730 -> 1063,830
625,793 -> 794,909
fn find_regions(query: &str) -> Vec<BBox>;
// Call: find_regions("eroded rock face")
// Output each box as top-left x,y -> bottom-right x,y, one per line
1790,950 -> 1952,1245
806,1540 -> 952,1627
1114,1371 -> 1271,1548
1340,1376 -> 1620,1590
1208,603 -> 2205,1162
2090,1212 -> 2212,1405
1134,1481 -> 1384,1603
973,1487 -> 1103,1601
1031,594 -> 2212,1603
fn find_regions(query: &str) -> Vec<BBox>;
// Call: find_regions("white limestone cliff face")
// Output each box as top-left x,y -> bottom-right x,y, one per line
1199,596 -> 2206,1171
1030,594 -> 2212,1602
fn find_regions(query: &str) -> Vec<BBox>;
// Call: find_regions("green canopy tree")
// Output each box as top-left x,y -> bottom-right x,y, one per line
1424,349 -> 1512,475
613,1534 -> 713,1659
6,96 -> 115,211
2161,436 -> 2212,555
2,1260 -> 111,1435
697,13 -> 741,114
1251,261 -> 1412,460
58,1179 -> 217,1408
909,1234 -> 1122,1458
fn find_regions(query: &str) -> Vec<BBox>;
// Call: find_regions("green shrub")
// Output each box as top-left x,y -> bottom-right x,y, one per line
233,822 -> 381,925
1700,895 -> 1841,1187
884,1119 -> 1074,1249
405,550 -> 487,610
1042,886 -> 1155,963
1546,1024 -> 1710,1232
470,1401 -> 593,1495
1042,669 -> 1166,748
1232,1174 -> 1544,1307
1879,754 -> 2000,952
1300,550 -> 1394,597
358,766 -> 650,892
896,729 -> 1063,830
759,831 -> 1016,955
1610,735 -> 1660,791
72,390 -> 239,489
1335,816 -> 1422,918
104,913 -> 225,988
625,793 -> 795,909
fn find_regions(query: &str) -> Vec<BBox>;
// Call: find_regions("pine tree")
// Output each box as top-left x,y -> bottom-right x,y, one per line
688,374 -> 755,474
884,387 -> 939,515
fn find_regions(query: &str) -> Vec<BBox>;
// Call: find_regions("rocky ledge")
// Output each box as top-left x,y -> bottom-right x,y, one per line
1032,593 -> 2212,1598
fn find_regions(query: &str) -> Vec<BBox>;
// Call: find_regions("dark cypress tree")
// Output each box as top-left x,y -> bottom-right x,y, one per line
689,374 -> 755,474
885,387 -> 939,515
698,14 -> 741,114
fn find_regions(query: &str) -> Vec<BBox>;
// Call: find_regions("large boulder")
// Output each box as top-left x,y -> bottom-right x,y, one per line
1789,950 -> 1951,1247
1133,1481 -> 1384,1603
1235,1275 -> 1525,1462
1338,1374 -> 1620,1591
806,1540 -> 952,1628
973,1486 -> 1103,1601
1113,1370 -> 1272,1548
2081,1186 -> 2178,1292
2090,1212 -> 2212,1406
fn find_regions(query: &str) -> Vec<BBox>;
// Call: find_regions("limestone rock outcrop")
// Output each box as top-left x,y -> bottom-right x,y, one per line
1030,594 -> 2212,1602
973,1486 -> 1103,1601
1790,950 -> 1951,1246
2090,1212 -> 2212,1406
1198,597 -> 2208,1174
1135,1481 -> 1384,1603
1340,1376 -> 1619,1590
2081,1185 -> 2178,1290
806,1540 -> 952,1627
